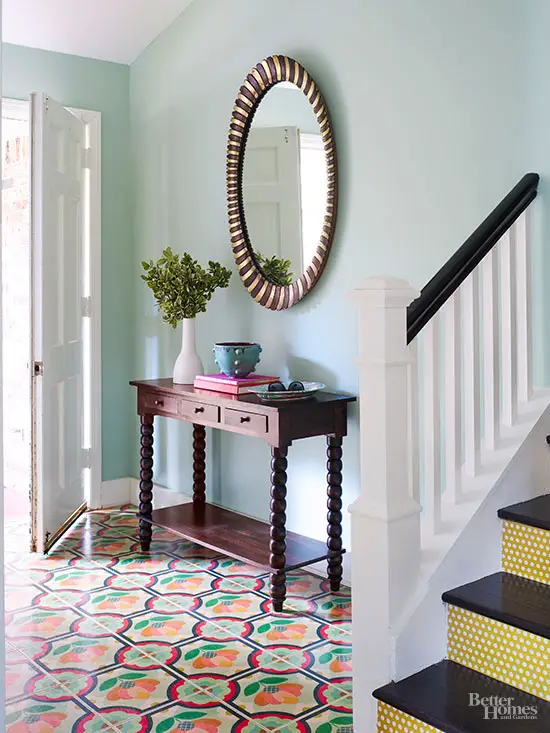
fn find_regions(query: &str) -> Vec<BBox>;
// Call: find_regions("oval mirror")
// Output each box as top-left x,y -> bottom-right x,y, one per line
227,56 -> 338,310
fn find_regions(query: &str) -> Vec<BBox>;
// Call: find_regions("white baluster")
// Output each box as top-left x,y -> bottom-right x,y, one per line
408,339 -> 420,504
500,228 -> 517,426
515,211 -> 532,403
422,317 -> 441,533
482,249 -> 500,450
444,292 -> 462,503
463,269 -> 481,476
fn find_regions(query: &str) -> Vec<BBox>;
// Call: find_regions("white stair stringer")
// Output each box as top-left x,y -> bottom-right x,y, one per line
391,387 -> 550,679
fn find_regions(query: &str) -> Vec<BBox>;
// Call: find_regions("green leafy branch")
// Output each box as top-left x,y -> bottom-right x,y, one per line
141,247 -> 232,327
254,251 -> 294,287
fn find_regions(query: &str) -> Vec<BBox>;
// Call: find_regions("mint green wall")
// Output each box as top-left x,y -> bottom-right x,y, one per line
2,44 -> 133,481
524,2 -> 550,387
129,0 -> 533,543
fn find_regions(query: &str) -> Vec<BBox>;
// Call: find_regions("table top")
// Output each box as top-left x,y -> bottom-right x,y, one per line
130,378 -> 356,412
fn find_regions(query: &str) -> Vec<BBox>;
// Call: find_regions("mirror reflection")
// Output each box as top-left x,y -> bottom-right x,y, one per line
242,82 -> 328,287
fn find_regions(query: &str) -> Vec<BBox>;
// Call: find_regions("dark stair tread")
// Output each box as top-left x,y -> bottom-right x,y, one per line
498,494 -> 550,531
373,660 -> 550,732
442,571 -> 550,640
442,572 -> 550,639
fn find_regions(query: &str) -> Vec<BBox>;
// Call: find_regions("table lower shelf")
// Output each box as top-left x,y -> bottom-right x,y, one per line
148,502 -> 344,573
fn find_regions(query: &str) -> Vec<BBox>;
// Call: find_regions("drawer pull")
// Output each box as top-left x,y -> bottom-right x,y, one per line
180,401 -> 220,423
154,399 -> 164,407
224,408 -> 268,433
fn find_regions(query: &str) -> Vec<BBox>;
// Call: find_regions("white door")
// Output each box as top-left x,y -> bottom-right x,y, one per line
31,93 -> 86,553
243,126 -> 303,271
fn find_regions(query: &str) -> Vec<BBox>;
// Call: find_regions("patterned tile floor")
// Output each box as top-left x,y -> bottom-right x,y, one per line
4,505 -> 353,732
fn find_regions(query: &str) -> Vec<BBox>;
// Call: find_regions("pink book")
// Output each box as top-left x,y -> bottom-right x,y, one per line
194,373 -> 278,386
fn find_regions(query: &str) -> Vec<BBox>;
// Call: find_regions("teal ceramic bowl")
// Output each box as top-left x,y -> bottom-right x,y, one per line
213,342 -> 262,378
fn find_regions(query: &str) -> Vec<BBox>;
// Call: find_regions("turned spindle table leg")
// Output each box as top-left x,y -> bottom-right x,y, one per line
139,415 -> 154,552
270,445 -> 288,612
327,435 -> 343,592
192,424 -> 206,504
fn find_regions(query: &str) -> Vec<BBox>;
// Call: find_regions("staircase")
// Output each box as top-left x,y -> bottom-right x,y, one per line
373,494 -> 550,731
350,173 -> 550,730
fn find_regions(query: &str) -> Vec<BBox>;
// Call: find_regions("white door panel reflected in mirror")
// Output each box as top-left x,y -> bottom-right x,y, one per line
242,84 -> 329,287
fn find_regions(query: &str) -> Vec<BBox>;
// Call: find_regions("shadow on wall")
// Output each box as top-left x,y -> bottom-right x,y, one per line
287,355 -> 337,387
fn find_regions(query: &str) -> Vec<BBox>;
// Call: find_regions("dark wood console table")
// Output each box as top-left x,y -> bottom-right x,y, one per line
130,378 -> 355,611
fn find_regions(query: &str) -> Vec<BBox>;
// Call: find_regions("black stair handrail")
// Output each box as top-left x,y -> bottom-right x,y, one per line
407,173 -> 540,343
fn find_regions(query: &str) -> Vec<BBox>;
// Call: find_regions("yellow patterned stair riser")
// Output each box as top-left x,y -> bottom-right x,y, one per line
447,605 -> 550,700
377,702 -> 442,733
502,520 -> 550,585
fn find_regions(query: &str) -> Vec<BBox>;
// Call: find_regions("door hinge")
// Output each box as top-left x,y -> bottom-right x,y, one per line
82,447 -> 92,469
82,296 -> 91,317
33,361 -> 44,376
82,147 -> 92,170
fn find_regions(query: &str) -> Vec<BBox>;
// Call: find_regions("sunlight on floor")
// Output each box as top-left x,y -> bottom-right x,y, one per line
4,505 -> 353,732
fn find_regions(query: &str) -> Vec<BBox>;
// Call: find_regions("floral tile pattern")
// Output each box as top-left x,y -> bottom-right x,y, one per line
212,558 -> 268,577
40,634 -> 124,671
305,708 -> 355,732
6,643 -> 27,665
149,704 -> 246,732
232,671 -> 322,717
45,567 -> 114,592
6,607 -> 80,640
5,660 -> 39,700
28,668 -> 95,700
124,611 -> 196,644
87,666 -> 176,710
194,618 -> 254,642
4,505 -> 353,731
198,591 -> 267,620
175,639 -> 254,677
82,588 -> 154,616
4,583 -> 42,613
309,643 -> 353,682
293,595 -> 352,623
249,617 -> 323,648
152,570 -> 215,595
249,646 -> 314,675
5,698 -> 86,732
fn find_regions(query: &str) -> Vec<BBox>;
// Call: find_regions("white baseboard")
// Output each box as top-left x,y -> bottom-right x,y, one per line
129,479 -> 192,510
97,477 -> 191,511
308,553 -> 352,588
94,478 -> 132,510
97,477 -> 351,586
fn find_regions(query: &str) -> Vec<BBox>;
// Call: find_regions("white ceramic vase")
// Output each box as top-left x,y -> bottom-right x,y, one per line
173,318 -> 203,384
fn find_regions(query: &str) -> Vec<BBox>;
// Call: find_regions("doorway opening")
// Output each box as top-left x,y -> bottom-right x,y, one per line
2,101 -> 31,541
2,97 -> 102,555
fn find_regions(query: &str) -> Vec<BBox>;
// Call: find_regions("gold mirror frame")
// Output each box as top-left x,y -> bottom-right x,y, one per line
227,55 -> 338,310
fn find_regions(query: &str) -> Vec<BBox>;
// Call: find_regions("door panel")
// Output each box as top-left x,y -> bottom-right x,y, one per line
243,126 -> 303,271
31,93 -> 86,553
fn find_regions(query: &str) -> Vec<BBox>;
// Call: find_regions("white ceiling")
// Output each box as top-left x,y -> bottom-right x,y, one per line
3,0 -> 196,65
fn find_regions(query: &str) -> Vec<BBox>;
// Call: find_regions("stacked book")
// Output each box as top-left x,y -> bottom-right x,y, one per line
193,373 -> 279,395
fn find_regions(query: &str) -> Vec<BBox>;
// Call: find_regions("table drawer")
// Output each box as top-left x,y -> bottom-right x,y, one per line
225,407 -> 268,434
142,392 -> 179,416
181,401 -> 220,424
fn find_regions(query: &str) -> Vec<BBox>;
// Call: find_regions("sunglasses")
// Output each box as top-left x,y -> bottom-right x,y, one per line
268,380 -> 305,393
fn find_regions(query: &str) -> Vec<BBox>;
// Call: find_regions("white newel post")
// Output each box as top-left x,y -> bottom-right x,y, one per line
350,277 -> 422,732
